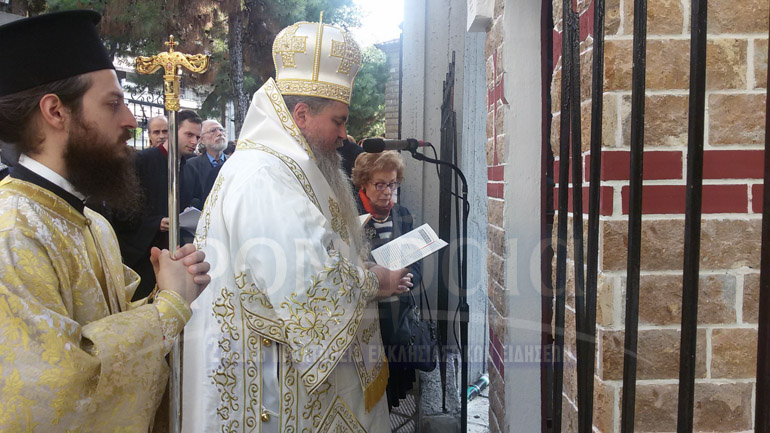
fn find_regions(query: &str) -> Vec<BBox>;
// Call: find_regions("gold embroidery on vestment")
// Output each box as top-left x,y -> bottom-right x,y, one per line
316,396 -> 367,433
328,197 -> 350,245
279,251 -> 376,394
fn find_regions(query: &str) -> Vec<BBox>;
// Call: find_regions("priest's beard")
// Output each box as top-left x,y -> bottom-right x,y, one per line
311,141 -> 369,258
63,114 -> 141,216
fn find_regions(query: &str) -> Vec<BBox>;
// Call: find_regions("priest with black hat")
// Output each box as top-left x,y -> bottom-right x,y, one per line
0,10 -> 210,432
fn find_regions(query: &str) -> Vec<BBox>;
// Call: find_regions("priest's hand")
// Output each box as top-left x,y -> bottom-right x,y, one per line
369,265 -> 410,300
150,244 -> 210,306
159,217 -> 169,232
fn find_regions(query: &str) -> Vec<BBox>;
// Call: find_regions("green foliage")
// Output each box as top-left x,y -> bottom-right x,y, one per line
35,0 -> 364,127
347,47 -> 389,141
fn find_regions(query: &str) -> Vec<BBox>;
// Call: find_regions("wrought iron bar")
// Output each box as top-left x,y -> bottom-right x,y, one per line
552,0 -> 573,429
566,9 -> 589,433
541,0 -> 556,429
755,14 -> 770,432
437,55 -> 456,412
581,0 -> 606,431
675,0 -> 708,431
620,0 -> 648,431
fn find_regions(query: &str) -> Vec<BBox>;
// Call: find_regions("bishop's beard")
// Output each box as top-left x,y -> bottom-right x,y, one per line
311,141 -> 369,259
63,114 -> 141,216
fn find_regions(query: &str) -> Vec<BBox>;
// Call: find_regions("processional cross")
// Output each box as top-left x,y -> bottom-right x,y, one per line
135,35 -> 210,433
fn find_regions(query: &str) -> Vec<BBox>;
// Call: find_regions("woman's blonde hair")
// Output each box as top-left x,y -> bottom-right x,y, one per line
351,151 -> 405,189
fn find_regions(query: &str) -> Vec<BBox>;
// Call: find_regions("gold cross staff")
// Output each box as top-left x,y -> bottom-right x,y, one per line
136,35 -> 209,111
134,35 -> 209,433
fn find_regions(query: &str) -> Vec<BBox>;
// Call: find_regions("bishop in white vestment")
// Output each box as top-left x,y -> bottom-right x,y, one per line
182,19 -> 406,433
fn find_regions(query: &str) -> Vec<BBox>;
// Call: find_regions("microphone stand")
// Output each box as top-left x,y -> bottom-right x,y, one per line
406,141 -> 470,433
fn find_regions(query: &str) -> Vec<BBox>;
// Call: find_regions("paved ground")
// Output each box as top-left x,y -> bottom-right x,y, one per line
467,386 -> 490,433
388,385 -> 490,432
390,393 -> 418,432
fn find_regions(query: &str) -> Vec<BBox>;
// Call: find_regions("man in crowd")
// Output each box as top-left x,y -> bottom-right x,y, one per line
187,118 -> 228,202
0,142 -> 16,180
0,10 -> 209,431
182,19 -> 411,433
224,140 -> 236,157
113,109 -> 203,300
147,115 -> 168,148
338,133 -> 363,182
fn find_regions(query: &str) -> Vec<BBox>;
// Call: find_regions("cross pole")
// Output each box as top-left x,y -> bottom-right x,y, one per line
135,36 -> 209,433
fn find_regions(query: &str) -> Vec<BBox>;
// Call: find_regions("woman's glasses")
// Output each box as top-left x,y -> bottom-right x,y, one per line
372,181 -> 400,191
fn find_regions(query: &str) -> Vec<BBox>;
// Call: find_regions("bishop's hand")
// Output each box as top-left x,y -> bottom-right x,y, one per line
368,264 -> 410,300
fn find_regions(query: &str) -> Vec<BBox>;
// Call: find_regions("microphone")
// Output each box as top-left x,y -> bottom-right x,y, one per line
361,138 -> 428,153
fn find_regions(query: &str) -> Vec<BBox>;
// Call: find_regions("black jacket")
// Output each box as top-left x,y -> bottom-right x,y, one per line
187,153 -> 225,203
112,147 -> 202,299
357,198 -> 425,407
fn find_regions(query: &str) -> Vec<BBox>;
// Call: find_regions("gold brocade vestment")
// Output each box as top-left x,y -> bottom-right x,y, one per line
0,177 -> 191,432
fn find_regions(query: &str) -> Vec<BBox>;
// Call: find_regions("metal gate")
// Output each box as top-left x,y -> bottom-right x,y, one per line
126,87 -> 165,150
546,0 -> 770,432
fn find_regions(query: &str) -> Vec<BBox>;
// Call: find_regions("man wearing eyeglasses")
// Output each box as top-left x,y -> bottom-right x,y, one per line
187,119 -> 227,202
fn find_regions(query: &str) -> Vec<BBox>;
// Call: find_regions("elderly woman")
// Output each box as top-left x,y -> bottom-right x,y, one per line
352,151 -> 423,409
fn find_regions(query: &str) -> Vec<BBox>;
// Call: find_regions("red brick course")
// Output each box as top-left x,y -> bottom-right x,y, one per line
489,327 -> 506,380
554,185 -> 614,215
488,165 -> 505,182
703,150 -> 764,180
488,182 -> 504,199
590,150 -> 683,181
620,184 -> 749,214
753,184 -> 764,214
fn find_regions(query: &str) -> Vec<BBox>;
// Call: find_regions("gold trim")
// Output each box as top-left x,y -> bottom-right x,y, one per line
316,396 -> 367,433
262,80 -> 316,159
350,338 -> 386,392
211,286 -> 241,426
312,20 -> 324,81
281,347 -> 299,432
364,358 -> 389,413
236,139 -> 322,213
276,79 -> 351,105
194,174 -> 224,248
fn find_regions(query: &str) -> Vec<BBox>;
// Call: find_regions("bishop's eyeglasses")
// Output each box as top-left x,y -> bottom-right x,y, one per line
372,181 -> 400,192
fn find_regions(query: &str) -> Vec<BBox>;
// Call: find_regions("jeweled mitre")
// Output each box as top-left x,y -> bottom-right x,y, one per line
272,20 -> 362,105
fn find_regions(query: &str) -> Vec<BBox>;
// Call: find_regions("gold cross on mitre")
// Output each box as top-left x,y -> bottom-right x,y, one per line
273,24 -> 307,68
135,35 -> 209,111
331,31 -> 361,75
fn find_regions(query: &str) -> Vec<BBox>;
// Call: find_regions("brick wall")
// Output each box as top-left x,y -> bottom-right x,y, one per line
485,0 -> 508,432
551,0 -> 767,431
376,39 -> 402,140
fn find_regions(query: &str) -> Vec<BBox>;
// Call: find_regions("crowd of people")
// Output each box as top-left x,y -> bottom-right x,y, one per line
0,9 -> 429,433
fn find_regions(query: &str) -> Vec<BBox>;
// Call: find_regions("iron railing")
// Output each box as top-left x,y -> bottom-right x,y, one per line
548,0 -> 770,432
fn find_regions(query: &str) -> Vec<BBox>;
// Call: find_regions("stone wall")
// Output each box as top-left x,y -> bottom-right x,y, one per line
485,0 -> 508,432
551,0 -> 767,431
